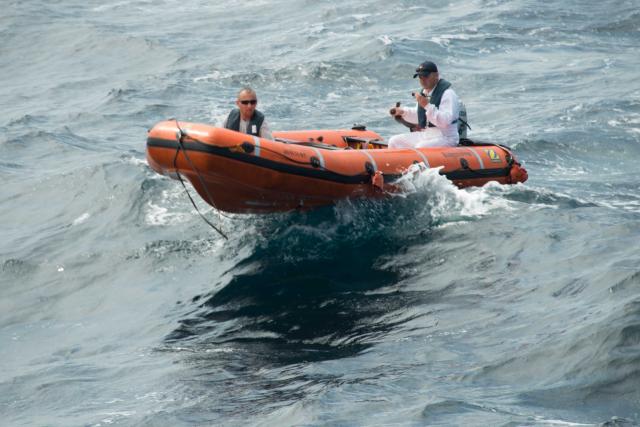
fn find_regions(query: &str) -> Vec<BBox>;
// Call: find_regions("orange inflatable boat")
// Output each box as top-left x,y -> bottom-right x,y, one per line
146,120 -> 527,213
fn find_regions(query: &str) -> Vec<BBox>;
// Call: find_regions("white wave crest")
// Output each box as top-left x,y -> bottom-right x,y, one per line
393,163 -> 512,220
145,202 -> 191,226
72,212 -> 90,225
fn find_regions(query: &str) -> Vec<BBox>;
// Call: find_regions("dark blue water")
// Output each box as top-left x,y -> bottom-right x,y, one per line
2,1 -> 640,425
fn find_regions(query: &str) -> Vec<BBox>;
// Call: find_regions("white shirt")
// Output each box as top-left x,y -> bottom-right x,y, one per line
400,86 -> 460,144
238,119 -> 273,140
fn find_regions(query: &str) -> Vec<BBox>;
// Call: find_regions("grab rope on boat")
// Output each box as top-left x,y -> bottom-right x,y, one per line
172,120 -> 228,240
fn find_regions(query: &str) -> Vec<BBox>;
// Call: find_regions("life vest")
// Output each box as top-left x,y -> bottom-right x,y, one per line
417,79 -> 470,138
458,101 -> 469,139
224,109 -> 265,136
417,79 -> 454,129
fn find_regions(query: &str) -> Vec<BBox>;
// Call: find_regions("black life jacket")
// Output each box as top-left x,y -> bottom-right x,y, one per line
224,109 -> 265,136
417,79 -> 455,129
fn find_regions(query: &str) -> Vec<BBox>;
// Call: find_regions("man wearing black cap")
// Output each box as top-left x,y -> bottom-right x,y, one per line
388,61 -> 460,148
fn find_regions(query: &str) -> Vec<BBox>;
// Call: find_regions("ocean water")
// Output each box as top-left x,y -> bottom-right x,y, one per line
2,0 -> 640,426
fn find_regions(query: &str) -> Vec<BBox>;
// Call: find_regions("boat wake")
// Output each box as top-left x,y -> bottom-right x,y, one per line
160,166 -> 526,370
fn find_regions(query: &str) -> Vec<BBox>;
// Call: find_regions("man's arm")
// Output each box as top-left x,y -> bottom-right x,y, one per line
425,89 -> 459,128
260,120 -> 274,140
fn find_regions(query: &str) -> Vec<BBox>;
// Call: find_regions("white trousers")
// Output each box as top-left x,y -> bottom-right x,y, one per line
388,128 -> 458,149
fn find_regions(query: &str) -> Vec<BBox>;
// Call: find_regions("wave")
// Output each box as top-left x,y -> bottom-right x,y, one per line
586,11 -> 640,34
465,287 -> 640,421
160,168 -> 522,366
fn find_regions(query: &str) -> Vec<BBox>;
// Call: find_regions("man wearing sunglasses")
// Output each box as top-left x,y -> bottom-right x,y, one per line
223,87 -> 273,140
388,60 -> 460,149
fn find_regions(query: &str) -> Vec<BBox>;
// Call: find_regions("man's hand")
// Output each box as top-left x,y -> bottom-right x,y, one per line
389,107 -> 402,117
414,92 -> 430,108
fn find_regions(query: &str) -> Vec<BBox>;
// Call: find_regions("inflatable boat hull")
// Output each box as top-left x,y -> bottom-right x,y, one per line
146,121 -> 527,213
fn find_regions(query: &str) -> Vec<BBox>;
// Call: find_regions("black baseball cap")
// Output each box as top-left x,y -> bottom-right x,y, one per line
413,61 -> 438,78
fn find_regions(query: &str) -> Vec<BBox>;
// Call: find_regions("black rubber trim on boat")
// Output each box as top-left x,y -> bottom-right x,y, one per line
147,137 -> 510,184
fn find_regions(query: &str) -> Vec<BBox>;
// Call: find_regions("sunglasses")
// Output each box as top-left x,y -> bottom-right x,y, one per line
239,99 -> 257,105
